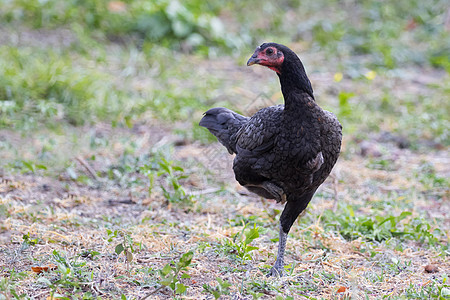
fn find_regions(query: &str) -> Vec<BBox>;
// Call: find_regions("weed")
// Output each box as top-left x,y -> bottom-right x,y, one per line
321,205 -> 446,247
0,204 -> 9,220
30,249 -> 98,297
219,223 -> 261,261
141,152 -> 193,207
196,241 -> 211,253
401,274 -> 449,299
79,249 -> 100,260
416,162 -> 449,189
228,214 -> 269,228
0,269 -> 28,299
203,277 -> 232,299
6,160 -> 47,174
21,233 -> 40,250
337,91 -> 355,119
106,229 -> 136,266
249,291 -> 264,299
367,157 -> 397,171
246,280 -> 281,299
145,251 -> 193,297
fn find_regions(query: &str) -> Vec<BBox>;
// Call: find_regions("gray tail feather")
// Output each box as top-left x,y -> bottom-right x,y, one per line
199,107 -> 248,154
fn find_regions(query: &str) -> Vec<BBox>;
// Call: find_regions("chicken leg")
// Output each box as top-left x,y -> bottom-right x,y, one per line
268,225 -> 288,276
268,190 -> 316,276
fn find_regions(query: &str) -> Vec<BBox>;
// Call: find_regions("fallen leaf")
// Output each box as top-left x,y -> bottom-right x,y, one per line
31,264 -> 57,274
424,264 -> 439,273
126,250 -> 133,262
337,286 -> 347,293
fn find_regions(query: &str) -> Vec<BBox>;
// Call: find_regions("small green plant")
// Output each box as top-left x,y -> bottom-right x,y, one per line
221,223 -> 260,261
367,157 -> 397,171
22,233 -> 39,248
106,229 -> 135,265
203,277 -> 231,299
406,218 -> 443,247
79,249 -> 101,260
249,291 -> 264,299
416,162 -> 449,189
276,296 -> 294,300
322,205 -> 446,248
337,91 -> 355,118
37,250 -> 96,296
141,153 -> 193,207
403,274 -> 449,299
0,269 -> 28,299
145,251 -> 193,297
7,160 -> 47,174
245,280 -> 281,299
0,203 -> 9,219
228,214 -> 267,227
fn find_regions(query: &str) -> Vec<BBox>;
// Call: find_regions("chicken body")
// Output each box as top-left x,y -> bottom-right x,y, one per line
199,43 -> 342,276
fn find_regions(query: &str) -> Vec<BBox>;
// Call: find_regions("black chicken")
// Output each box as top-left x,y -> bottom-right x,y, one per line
199,43 -> 342,276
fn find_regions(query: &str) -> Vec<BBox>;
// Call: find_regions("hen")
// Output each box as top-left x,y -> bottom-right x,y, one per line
199,43 -> 342,276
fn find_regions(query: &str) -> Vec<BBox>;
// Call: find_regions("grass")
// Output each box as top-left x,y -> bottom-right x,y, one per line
0,0 -> 449,299
0,46 -> 126,126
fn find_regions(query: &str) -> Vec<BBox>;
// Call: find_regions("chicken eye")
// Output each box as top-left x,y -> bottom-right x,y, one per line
266,48 -> 274,55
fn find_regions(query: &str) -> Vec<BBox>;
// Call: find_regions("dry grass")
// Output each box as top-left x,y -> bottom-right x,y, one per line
0,133 -> 448,299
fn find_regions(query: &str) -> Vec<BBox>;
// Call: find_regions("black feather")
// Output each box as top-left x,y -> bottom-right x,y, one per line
199,107 -> 248,154
199,43 -> 342,276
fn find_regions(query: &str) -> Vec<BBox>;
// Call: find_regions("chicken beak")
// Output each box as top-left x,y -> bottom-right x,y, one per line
247,54 -> 260,66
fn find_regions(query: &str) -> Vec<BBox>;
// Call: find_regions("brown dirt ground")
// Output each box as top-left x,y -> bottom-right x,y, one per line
0,126 -> 449,299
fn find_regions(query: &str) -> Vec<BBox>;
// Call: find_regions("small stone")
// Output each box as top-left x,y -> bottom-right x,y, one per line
424,264 -> 439,273
41,184 -> 51,192
359,141 -> 382,157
